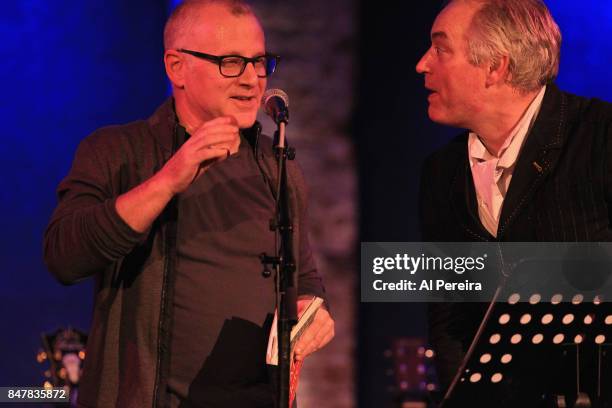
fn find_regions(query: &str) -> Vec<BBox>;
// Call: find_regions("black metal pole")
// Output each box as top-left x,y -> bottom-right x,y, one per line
273,121 -> 297,408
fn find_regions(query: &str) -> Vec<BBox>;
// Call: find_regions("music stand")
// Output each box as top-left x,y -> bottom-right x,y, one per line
441,256 -> 612,408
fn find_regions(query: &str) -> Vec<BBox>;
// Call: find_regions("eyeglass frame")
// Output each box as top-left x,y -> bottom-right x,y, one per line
176,48 -> 280,78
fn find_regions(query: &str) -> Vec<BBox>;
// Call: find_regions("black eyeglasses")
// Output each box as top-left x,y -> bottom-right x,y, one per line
177,49 -> 279,78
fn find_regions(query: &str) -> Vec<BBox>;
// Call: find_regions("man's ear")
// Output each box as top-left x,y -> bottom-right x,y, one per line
165,50 -> 185,89
485,55 -> 510,87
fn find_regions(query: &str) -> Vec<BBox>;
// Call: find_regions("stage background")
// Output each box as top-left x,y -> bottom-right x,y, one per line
0,1 -> 611,407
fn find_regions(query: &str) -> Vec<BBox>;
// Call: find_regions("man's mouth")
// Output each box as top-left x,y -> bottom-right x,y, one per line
230,96 -> 255,101
229,96 -> 258,110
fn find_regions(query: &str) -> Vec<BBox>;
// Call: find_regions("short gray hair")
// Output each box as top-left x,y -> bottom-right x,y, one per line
463,0 -> 561,92
164,0 -> 254,50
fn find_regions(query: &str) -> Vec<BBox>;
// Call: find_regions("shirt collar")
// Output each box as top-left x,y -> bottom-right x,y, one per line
468,85 -> 547,169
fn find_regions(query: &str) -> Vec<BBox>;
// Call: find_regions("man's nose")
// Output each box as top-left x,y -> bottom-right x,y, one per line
239,61 -> 259,85
416,51 -> 430,74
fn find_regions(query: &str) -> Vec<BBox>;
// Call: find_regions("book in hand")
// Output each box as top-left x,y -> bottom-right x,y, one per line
266,296 -> 324,407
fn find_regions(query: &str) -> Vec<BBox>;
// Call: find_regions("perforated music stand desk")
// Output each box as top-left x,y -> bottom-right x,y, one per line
442,262 -> 612,408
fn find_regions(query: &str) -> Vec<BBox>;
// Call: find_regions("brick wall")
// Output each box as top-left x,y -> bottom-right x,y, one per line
253,1 -> 357,406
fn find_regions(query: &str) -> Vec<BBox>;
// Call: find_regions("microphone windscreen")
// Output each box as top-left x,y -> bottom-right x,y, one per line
261,88 -> 289,112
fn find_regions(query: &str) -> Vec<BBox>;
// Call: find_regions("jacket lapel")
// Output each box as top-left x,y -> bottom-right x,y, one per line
497,84 -> 569,238
449,143 -> 494,240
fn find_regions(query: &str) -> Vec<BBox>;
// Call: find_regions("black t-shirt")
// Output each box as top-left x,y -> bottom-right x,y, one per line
168,129 -> 278,407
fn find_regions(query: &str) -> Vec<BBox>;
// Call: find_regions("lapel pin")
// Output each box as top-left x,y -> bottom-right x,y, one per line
532,161 -> 543,173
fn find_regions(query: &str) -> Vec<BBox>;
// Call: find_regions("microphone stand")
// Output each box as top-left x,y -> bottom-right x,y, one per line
260,114 -> 297,408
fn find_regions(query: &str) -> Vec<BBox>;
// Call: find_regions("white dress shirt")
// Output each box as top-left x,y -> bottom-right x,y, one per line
468,86 -> 547,237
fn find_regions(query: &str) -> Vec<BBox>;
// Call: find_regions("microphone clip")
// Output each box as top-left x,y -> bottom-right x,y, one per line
273,130 -> 296,161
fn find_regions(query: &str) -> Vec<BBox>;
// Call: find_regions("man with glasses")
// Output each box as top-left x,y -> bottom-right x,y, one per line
44,0 -> 333,407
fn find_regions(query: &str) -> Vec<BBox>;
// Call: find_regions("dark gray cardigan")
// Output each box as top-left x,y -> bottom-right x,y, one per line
44,99 -> 325,408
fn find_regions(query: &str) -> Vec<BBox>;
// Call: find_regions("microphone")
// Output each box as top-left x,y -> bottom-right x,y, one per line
262,89 -> 289,124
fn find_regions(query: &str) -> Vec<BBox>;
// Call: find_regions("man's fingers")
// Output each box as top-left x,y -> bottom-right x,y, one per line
160,116 -> 242,193
188,127 -> 240,151
186,131 -> 240,153
188,126 -> 239,144
319,331 -> 334,349
195,124 -> 240,136
183,116 -> 240,157
189,147 -> 232,168
199,142 -> 238,156
295,332 -> 331,361
202,146 -> 233,159
307,319 -> 334,350
293,310 -> 335,361
207,146 -> 231,158
200,115 -> 238,128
